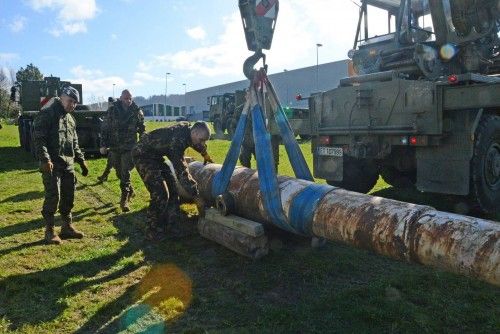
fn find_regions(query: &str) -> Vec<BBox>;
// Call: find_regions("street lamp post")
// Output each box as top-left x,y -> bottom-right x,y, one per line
316,43 -> 323,91
284,69 -> 289,106
112,83 -> 115,98
165,72 -> 170,116
182,83 -> 187,116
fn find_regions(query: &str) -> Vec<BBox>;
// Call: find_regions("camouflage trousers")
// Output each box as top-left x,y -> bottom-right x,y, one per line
41,167 -> 76,220
100,151 -> 118,179
111,150 -> 135,194
133,156 -> 181,232
239,135 -> 280,171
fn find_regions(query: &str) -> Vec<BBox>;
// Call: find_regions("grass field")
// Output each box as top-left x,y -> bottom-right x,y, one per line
0,122 -> 498,333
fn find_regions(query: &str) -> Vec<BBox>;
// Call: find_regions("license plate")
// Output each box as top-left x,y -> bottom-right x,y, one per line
317,146 -> 343,157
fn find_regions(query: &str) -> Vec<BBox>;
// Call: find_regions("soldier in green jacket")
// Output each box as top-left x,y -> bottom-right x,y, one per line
33,86 -> 89,245
100,90 -> 145,212
132,121 -> 213,240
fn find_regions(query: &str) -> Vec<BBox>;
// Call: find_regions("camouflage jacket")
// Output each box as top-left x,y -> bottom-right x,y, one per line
133,122 -> 201,195
33,97 -> 85,170
101,100 -> 145,151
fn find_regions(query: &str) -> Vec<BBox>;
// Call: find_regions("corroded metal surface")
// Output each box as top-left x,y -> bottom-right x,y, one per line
188,162 -> 500,286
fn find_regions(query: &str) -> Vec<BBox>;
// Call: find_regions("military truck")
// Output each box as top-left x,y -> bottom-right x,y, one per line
208,91 -> 239,138
310,0 -> 500,214
12,76 -> 106,157
209,89 -> 312,139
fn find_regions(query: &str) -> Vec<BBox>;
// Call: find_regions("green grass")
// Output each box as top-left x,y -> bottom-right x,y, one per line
0,122 -> 498,333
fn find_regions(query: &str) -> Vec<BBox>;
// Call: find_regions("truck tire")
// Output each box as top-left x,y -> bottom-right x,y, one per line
227,117 -> 236,139
326,157 -> 379,193
29,124 -> 36,158
18,119 -> 24,148
470,115 -> 500,214
23,120 -> 32,152
380,166 -> 416,189
214,119 -> 224,137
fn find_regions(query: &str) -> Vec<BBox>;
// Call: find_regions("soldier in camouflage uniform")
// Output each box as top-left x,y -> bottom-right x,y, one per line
33,86 -> 89,245
240,118 -> 280,170
97,97 -> 116,183
132,121 -> 213,240
100,90 -> 145,212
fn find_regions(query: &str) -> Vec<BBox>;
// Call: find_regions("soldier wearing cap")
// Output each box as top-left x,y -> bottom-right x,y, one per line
33,86 -> 89,244
100,90 -> 145,212
132,121 -> 213,240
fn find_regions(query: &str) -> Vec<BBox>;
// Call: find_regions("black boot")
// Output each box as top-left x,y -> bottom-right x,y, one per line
44,216 -> 62,245
60,214 -> 84,239
120,191 -> 130,212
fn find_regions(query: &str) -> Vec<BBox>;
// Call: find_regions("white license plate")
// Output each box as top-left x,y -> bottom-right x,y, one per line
317,146 -> 343,157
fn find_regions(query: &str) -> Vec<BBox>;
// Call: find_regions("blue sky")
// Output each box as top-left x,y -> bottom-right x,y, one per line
0,1 -> 383,103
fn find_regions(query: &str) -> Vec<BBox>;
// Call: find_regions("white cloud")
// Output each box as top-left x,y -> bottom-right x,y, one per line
0,53 -> 18,63
132,0 -> 391,92
134,0 -> 370,82
111,33 -> 117,40
42,55 -> 63,62
28,0 -> 98,36
9,16 -> 27,33
186,26 -> 206,40
70,65 -> 103,78
67,65 -> 124,102
137,12 -> 249,78
133,72 -> 163,82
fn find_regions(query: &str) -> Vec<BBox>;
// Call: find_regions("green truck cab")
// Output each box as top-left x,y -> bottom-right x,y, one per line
12,76 -> 106,157
310,0 -> 500,214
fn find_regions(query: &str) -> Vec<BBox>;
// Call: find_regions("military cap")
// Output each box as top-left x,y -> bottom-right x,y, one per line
61,86 -> 80,103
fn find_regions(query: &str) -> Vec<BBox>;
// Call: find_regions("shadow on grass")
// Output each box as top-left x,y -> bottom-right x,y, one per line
0,147 -> 37,173
1,206 -> 498,333
0,208 -> 92,240
77,210 -> 500,333
0,240 -> 46,258
0,212 -> 145,331
0,190 -> 44,204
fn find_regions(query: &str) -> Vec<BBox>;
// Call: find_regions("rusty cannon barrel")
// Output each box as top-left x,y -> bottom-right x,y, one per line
188,161 -> 500,286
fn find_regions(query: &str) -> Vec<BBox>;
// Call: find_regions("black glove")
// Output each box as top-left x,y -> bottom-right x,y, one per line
79,161 -> 89,177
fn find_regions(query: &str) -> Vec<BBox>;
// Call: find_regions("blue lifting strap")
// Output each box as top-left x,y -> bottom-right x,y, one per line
252,104 -> 296,233
273,102 -> 313,181
211,108 -> 249,197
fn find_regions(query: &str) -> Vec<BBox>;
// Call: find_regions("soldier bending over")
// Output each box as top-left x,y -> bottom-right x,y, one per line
132,121 -> 213,240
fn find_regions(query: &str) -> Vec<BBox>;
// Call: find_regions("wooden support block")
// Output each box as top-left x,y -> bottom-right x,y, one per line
205,208 -> 265,237
198,218 -> 268,259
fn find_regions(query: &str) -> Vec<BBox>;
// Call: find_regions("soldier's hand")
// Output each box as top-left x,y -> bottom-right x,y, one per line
99,147 -> 108,155
79,161 -> 89,177
202,152 -> 214,165
41,160 -> 54,174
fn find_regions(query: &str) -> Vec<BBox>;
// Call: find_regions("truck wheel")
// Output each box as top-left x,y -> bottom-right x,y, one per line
29,125 -> 36,158
18,120 -> 24,148
227,117 -> 236,139
326,158 -> 379,193
470,115 -> 500,214
214,119 -> 224,137
23,120 -> 32,152
380,166 -> 416,189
